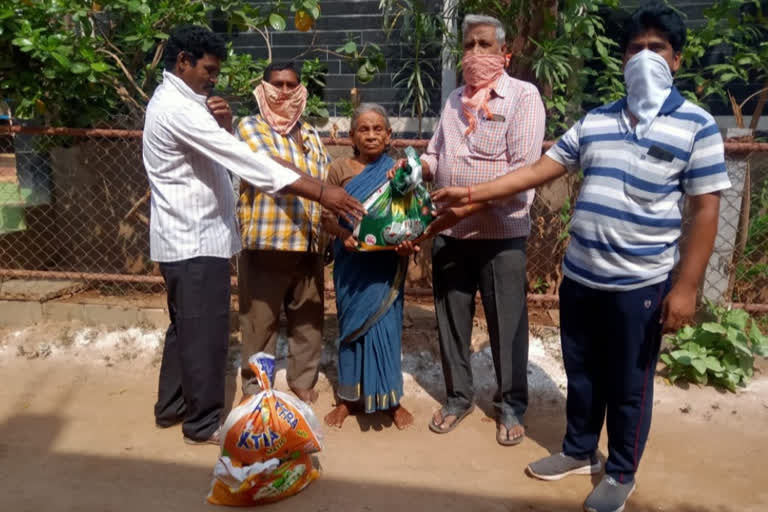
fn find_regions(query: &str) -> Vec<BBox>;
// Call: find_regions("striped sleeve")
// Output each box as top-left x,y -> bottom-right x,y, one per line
681,120 -> 731,195
545,118 -> 582,172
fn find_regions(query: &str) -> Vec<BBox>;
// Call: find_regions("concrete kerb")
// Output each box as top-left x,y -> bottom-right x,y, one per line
0,300 -> 43,327
0,297 -> 242,330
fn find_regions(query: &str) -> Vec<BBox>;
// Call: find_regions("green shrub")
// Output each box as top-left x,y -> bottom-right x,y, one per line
661,301 -> 768,391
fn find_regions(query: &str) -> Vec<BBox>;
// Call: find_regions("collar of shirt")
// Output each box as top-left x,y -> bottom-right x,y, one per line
261,114 -> 312,147
240,114 -> 318,159
458,71 -> 512,103
490,72 -> 512,99
617,86 -> 685,131
161,70 -> 209,108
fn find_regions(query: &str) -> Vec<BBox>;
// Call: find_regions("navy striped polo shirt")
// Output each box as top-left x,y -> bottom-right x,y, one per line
546,87 -> 731,291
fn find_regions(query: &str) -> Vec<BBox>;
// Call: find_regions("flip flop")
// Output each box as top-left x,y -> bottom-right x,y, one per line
496,417 -> 525,446
428,405 -> 475,434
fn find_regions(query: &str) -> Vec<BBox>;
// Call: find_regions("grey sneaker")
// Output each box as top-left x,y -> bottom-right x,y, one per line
183,426 -> 221,446
584,475 -> 636,512
527,452 -> 602,481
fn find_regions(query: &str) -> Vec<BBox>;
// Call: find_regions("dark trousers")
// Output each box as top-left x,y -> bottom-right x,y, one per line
560,276 -> 670,483
432,235 -> 529,423
154,256 -> 231,441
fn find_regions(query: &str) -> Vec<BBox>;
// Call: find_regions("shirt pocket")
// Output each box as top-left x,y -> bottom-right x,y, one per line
623,156 -> 683,205
468,117 -> 507,159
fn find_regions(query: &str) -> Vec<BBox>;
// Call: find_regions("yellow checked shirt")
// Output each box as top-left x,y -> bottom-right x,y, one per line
236,114 -> 330,252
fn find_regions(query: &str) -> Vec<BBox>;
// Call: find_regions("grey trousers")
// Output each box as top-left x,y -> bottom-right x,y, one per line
432,235 -> 529,423
238,250 -> 324,394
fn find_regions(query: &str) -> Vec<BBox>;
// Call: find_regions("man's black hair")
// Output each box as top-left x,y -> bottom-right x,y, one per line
164,25 -> 227,71
621,2 -> 687,54
263,61 -> 299,83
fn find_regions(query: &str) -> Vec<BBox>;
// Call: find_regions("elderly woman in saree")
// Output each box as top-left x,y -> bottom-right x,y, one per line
322,103 -> 415,430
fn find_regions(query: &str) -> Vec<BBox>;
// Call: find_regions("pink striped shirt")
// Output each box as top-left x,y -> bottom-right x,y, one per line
422,72 -> 546,239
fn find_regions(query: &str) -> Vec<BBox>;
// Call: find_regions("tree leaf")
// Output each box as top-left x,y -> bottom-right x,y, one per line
676,325 -> 697,341
337,40 -> 357,55
701,322 -> 727,334
749,321 -> 767,345
595,39 -> 607,58
12,37 -> 34,48
90,62 -> 110,72
50,52 -> 71,68
670,350 -> 693,366
753,343 -> 768,358
724,308 -> 749,330
71,62 -> 90,74
691,358 -> 707,375
726,327 -> 753,356
269,13 -> 286,31
738,355 -> 754,374
356,65 -> 373,84
704,356 -> 724,372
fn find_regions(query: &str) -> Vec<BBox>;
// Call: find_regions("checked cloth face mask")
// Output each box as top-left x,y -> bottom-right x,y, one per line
461,53 -> 506,135
253,80 -> 308,135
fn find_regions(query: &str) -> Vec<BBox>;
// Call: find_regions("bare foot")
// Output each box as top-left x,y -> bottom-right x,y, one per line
497,422 -> 525,445
290,386 -> 319,404
324,402 -> 351,428
389,405 -> 414,430
431,409 -> 458,431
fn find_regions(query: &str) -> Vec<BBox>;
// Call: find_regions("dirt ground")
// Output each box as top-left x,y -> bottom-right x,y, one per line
1,309 -> 767,512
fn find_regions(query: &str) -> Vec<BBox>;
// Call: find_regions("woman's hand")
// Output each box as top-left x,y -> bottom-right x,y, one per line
342,233 -> 359,252
387,159 -> 407,180
431,186 -> 470,207
394,240 -> 420,256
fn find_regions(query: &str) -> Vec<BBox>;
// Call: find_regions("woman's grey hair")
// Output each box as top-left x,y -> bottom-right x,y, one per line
350,103 -> 391,132
462,14 -> 506,45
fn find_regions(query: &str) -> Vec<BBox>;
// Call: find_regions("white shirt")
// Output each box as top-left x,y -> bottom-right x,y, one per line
143,71 -> 299,262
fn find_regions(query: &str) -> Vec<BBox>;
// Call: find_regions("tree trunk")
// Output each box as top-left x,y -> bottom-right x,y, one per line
749,80 -> 768,131
506,0 -> 558,93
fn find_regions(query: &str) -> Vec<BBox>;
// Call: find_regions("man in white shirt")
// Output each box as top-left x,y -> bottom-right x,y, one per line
143,25 -> 363,445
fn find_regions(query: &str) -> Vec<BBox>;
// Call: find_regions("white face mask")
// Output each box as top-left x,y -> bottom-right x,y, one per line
623,49 -> 673,138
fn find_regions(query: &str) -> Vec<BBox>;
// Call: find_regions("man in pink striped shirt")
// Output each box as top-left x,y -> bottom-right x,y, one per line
404,14 -> 546,445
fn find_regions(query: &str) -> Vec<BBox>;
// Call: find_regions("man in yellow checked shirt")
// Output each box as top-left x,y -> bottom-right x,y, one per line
236,62 -> 329,404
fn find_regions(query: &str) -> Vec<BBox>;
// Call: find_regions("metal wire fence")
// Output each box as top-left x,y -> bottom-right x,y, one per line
0,123 -> 766,312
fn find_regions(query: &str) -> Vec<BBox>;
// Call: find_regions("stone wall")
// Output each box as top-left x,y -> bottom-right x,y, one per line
226,0 -> 442,123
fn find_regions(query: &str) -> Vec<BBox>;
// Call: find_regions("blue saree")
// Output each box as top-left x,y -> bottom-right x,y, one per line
333,154 -> 407,413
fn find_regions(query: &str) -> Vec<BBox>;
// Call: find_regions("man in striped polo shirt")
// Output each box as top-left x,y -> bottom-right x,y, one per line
431,3 -> 730,511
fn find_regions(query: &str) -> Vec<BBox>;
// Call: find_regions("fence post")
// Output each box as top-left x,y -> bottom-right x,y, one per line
701,128 -> 751,305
